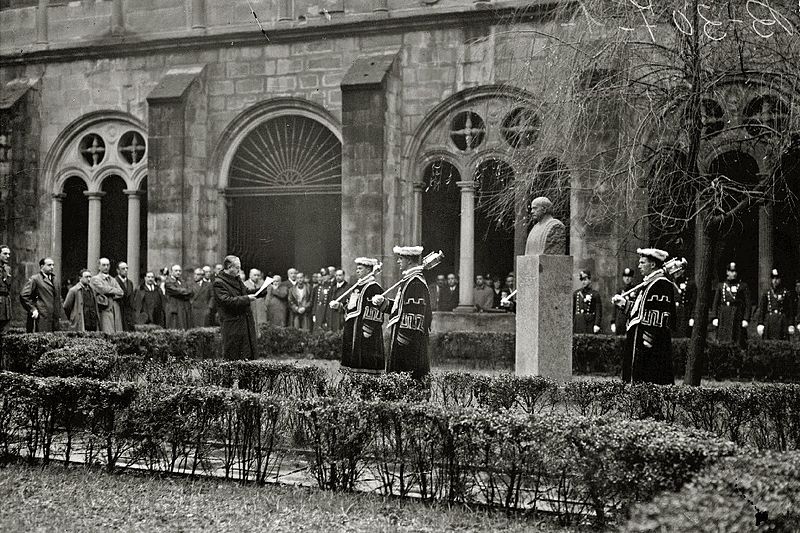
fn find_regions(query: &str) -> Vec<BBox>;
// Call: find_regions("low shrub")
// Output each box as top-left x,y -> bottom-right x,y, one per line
428,331 -> 515,368
31,339 -> 118,380
201,360 -> 326,398
624,450 -> 800,532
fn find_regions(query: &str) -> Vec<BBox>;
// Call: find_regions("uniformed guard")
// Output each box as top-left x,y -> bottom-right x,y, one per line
573,270 -> 602,334
372,246 -> 432,380
711,262 -> 751,347
613,248 -> 675,385
756,268 -> 794,341
611,267 -> 636,335
329,257 -> 385,374
672,268 -> 697,338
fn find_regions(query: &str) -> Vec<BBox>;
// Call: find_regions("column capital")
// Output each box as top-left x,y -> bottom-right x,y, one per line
52,193 -> 66,201
84,191 -> 106,200
456,180 -> 476,191
123,188 -> 144,197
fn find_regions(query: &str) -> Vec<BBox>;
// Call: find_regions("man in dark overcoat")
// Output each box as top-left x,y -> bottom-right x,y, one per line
711,262 -> 751,347
573,270 -> 602,334
165,264 -> 194,330
756,268 -> 794,341
115,261 -> 137,331
191,267 -> 214,328
19,257 -> 65,332
672,269 -> 697,338
213,255 -> 262,360
328,270 -> 349,332
614,248 -> 675,385
373,246 -> 432,380
329,257 -> 384,373
135,271 -> 165,326
0,245 -> 13,332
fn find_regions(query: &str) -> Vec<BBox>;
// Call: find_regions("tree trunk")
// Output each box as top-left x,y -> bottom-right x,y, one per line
685,216 -> 718,386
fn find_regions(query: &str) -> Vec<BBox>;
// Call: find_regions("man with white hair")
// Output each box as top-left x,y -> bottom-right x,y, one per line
165,264 -> 194,329
612,248 -> 675,385
244,268 -> 267,332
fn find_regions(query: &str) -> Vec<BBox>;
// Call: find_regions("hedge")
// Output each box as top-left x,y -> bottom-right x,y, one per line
0,371 -> 736,527
624,450 -> 800,532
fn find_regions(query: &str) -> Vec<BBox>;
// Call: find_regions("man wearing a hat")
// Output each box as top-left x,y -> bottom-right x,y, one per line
756,268 -> 794,340
611,267 -> 636,336
573,270 -> 602,334
711,262 -> 751,347
672,267 -> 697,338
329,257 -> 385,374
372,246 -> 432,380
613,248 -> 674,384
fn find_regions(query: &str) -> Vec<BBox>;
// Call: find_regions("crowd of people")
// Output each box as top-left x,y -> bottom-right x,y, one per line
428,272 -> 517,313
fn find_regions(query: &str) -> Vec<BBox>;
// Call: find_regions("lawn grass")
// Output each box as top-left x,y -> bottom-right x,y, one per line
0,463 -> 572,532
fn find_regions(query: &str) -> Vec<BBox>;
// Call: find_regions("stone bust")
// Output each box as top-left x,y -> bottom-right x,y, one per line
524,196 -> 567,255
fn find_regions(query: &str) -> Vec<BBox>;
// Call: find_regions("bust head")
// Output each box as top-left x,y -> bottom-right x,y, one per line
529,197 -> 553,224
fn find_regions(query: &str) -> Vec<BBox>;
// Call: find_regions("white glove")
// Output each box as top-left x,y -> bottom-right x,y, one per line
712,318 -> 718,328
611,294 -> 625,307
742,320 -> 749,329
610,323 -> 616,334
689,318 -> 694,327
593,325 -> 600,334
757,324 -> 764,336
31,309 -> 39,319
328,301 -> 341,310
789,325 -> 795,335
371,295 -> 385,306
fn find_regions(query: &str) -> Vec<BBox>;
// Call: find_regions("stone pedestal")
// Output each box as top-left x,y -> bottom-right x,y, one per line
515,254 -> 573,381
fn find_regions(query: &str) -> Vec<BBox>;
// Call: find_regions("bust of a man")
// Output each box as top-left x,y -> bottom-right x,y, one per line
524,196 -> 567,255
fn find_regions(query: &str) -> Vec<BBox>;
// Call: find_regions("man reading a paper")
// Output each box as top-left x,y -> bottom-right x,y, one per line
213,255 -> 267,360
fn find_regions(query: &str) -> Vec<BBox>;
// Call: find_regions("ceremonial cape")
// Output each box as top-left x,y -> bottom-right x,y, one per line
341,278 -> 384,372
385,267 -> 432,380
621,273 -> 674,385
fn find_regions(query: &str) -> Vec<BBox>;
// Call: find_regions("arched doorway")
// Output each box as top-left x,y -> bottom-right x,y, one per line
100,175 -> 127,277
226,114 -> 342,275
61,176 -> 88,286
647,151 -> 695,268
474,158 -> 515,278
709,151 -> 760,295
774,142 -> 800,285
421,159 -> 460,276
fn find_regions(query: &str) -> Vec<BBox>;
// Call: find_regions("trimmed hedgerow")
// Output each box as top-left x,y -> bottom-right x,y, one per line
200,360 -> 327,398
31,339 -> 118,380
0,371 -> 736,527
624,450 -> 800,532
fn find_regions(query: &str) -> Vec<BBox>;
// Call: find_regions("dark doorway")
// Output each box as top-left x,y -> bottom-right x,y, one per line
474,159 -> 515,280
647,151 -> 695,267
421,160 -> 460,278
709,151 -> 760,298
61,176 -> 88,285
774,143 -> 800,286
228,194 -> 341,277
100,175 -> 128,277
139,177 -> 148,281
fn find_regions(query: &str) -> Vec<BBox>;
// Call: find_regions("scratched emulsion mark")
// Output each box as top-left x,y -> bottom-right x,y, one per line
567,0 -> 797,43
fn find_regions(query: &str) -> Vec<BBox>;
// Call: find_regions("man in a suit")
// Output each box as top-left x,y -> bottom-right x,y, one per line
135,271 -> 165,327
0,245 -> 13,333
19,257 -> 65,332
115,261 -> 137,331
438,273 -> 459,312
90,258 -> 125,333
328,269 -> 349,332
288,272 -> 313,330
429,273 -> 445,312
63,269 -> 100,332
165,264 -> 194,330
191,267 -> 214,328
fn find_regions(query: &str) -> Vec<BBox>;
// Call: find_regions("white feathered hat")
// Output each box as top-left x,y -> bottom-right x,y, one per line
392,245 -> 423,257
637,248 -> 669,263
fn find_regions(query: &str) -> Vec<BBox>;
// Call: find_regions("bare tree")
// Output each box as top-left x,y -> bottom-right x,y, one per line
489,0 -> 800,385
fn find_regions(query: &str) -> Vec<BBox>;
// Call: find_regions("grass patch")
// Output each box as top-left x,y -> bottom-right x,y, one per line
0,463 -> 570,532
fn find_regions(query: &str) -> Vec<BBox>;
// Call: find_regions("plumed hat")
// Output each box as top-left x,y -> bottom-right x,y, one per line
727,262 -> 737,272
637,248 -> 669,263
623,267 -> 634,277
392,245 -> 423,257
354,257 -> 379,267
771,268 -> 780,278
579,270 -> 591,279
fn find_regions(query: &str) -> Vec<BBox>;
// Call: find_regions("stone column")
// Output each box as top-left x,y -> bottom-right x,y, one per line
36,0 -> 48,44
111,0 -> 125,35
759,203 -> 773,296
454,180 -> 475,312
125,189 -> 142,285
278,0 -> 293,21
85,191 -> 105,272
412,183 -> 424,245
51,193 -> 65,282
190,0 -> 206,29
217,191 -> 229,256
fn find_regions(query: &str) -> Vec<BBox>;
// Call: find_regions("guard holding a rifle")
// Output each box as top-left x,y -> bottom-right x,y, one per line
329,257 -> 385,374
372,246 -> 438,380
612,248 -> 681,385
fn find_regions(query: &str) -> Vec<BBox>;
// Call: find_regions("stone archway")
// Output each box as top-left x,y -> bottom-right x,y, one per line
214,99 -> 343,276
43,112 -> 148,282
